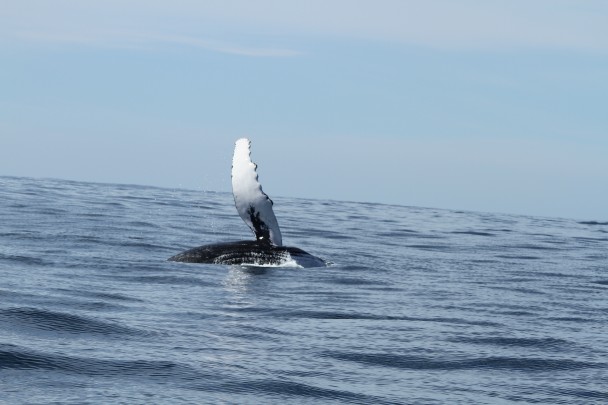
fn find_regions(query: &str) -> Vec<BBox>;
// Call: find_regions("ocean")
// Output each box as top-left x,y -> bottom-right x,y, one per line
0,175 -> 606,404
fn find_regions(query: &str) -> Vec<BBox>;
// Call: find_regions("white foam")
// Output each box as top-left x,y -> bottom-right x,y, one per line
240,259 -> 303,269
239,251 -> 327,269
239,252 -> 303,268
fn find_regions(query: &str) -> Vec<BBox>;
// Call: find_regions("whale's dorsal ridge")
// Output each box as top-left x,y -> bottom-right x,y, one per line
231,138 -> 283,246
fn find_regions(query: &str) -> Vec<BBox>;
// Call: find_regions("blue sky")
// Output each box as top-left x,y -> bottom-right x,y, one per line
1,1 -> 607,220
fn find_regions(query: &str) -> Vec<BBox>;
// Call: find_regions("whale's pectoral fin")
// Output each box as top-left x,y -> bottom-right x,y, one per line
231,138 -> 283,246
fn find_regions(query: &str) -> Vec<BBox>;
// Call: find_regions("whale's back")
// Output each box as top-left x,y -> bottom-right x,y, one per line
168,240 -> 325,268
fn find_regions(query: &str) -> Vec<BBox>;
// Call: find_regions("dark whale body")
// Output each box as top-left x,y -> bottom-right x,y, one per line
169,240 -> 325,268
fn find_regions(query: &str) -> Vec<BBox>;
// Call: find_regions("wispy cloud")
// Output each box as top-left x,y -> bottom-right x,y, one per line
4,1 -> 608,53
12,30 -> 303,57
144,34 -> 303,57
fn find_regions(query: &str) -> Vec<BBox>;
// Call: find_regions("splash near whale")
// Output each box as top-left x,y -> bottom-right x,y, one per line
169,138 -> 326,268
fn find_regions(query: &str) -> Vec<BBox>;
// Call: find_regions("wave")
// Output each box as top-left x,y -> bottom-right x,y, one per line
0,343 -> 201,378
0,307 -> 153,338
324,351 -> 603,372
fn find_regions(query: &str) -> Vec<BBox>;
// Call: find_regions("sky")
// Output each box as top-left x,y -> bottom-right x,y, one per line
1,0 -> 607,220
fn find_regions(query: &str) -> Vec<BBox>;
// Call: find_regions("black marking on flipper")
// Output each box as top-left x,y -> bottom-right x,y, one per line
253,163 -> 273,207
247,205 -> 271,243
243,160 -> 273,205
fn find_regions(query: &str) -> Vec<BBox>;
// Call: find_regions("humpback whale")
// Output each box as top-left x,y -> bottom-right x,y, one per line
169,138 -> 326,268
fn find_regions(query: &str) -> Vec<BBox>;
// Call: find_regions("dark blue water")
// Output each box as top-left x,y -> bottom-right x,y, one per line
1,176 -> 607,404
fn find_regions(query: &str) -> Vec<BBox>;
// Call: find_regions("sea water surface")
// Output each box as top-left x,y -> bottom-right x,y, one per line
0,176 -> 607,404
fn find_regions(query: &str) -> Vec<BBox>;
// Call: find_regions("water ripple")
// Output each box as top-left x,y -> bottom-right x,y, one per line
1,176 -> 606,404
0,307 -> 152,338
0,344 -> 202,378
324,351 -> 604,372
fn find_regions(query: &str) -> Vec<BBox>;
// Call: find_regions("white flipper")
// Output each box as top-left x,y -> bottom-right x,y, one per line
231,138 -> 283,246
